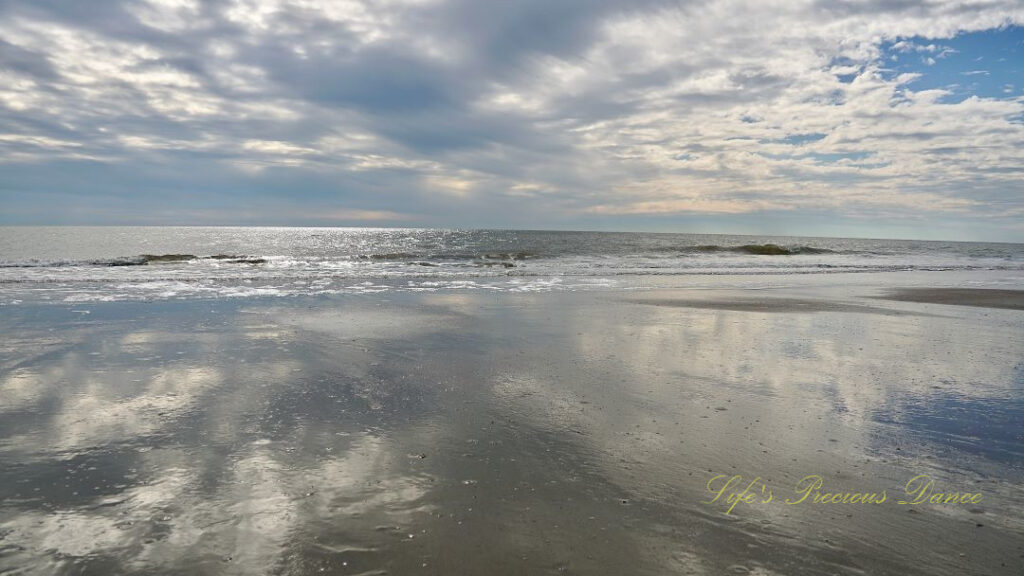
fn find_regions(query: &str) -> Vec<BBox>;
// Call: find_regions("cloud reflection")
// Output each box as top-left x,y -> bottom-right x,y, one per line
1,291 -> 1022,574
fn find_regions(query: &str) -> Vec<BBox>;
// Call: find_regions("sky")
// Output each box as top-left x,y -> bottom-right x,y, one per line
0,0 -> 1022,240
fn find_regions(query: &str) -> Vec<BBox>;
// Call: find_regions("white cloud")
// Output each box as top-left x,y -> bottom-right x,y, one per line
0,0 -> 1021,230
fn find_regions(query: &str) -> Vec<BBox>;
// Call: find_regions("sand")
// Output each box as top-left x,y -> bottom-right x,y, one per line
874,288 -> 1024,310
0,286 -> 1021,575
628,295 -> 917,314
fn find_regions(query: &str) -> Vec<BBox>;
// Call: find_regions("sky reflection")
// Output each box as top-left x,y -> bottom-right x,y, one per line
1,291 -> 1021,575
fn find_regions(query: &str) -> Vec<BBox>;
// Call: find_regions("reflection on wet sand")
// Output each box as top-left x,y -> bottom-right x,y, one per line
1,289 -> 1022,575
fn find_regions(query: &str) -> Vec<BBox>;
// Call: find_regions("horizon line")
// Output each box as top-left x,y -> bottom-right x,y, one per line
1,224 -> 1021,245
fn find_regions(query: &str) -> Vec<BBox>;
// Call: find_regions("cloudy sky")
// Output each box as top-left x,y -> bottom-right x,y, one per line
1,0 -> 1022,239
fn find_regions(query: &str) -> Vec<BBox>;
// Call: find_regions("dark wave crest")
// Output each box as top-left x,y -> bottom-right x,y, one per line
0,254 -> 267,268
358,252 -> 418,261
358,251 -> 535,262
689,244 -> 835,255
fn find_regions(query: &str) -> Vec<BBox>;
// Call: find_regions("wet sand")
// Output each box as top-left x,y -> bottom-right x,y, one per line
874,288 -> 1024,310
628,295 -> 918,314
1,286 -> 1022,575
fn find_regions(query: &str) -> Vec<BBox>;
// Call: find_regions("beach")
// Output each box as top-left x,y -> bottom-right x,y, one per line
4,0 -> 1023,570
1,272 -> 1022,575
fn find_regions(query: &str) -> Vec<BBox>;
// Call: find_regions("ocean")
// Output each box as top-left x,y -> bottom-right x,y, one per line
2,227 -> 1023,303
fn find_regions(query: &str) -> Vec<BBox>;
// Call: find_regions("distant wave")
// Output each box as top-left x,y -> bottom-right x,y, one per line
206,254 -> 268,264
0,250 -> 535,269
682,244 -> 836,255
357,252 -> 417,261
480,251 -> 536,260
0,254 -> 268,268
358,251 -> 535,262
0,244 -> 872,269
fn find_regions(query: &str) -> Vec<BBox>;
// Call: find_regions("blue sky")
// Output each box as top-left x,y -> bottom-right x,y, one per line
880,26 -> 1022,103
0,1 -> 1022,240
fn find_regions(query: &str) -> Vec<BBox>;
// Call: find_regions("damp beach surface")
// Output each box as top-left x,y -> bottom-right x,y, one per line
1,277 -> 1022,575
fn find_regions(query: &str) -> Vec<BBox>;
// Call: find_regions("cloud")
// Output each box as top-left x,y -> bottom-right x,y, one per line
0,0 -> 1021,237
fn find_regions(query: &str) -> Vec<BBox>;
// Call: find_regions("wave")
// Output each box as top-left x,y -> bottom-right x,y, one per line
0,245 -> 845,269
139,254 -> 196,263
480,251 -> 536,260
0,254 -> 268,268
358,252 -> 417,261
207,254 -> 268,264
358,251 -> 535,262
687,244 -> 836,255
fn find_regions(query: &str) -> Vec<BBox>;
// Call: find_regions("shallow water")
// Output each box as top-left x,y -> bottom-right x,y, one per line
1,284 -> 1022,574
